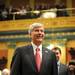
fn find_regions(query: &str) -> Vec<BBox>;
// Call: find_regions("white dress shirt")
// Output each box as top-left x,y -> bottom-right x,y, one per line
57,61 -> 60,73
31,42 -> 42,59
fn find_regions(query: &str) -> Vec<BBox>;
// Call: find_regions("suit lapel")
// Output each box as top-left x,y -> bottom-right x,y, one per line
27,45 -> 37,72
40,47 -> 49,72
27,45 -> 49,72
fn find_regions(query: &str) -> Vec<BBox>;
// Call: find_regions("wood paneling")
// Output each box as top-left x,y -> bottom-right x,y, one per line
0,50 -> 8,58
72,0 -> 75,14
11,0 -> 29,8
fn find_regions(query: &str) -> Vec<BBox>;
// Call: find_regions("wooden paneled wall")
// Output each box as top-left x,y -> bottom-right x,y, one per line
0,17 -> 75,31
11,0 -> 29,8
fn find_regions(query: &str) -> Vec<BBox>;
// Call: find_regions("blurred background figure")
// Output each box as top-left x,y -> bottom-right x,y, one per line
52,47 -> 68,75
54,2 -> 69,17
1,8 -> 8,20
19,6 -> 27,15
2,68 -> 10,75
68,60 -> 75,75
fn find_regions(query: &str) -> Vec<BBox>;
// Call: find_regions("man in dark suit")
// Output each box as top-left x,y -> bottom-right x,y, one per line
10,22 -> 58,75
52,47 -> 68,75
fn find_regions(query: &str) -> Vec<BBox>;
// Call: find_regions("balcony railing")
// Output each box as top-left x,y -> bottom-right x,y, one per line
0,7 -> 75,21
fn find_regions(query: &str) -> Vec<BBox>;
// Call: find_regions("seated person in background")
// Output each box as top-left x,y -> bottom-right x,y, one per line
68,60 -> 75,75
52,47 -> 68,75
55,2 -> 69,17
1,8 -> 8,20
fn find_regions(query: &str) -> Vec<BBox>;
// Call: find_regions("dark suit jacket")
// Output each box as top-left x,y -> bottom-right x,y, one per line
58,63 -> 68,75
10,44 -> 58,75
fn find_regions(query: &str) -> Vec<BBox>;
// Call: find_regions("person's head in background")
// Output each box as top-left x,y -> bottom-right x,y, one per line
28,23 -> 45,46
52,47 -> 61,62
2,68 -> 10,75
68,60 -> 75,71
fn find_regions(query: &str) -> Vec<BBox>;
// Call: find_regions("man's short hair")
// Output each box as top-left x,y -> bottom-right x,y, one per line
28,23 -> 44,34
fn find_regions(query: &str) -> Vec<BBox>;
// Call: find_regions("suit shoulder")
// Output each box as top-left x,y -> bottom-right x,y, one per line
17,44 -> 32,49
15,44 -> 32,51
60,63 -> 68,69
43,47 -> 54,54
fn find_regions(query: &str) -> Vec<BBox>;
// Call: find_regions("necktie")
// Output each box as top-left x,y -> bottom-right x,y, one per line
35,48 -> 41,72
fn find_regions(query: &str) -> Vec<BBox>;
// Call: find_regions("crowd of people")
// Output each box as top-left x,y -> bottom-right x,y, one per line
0,2 -> 69,21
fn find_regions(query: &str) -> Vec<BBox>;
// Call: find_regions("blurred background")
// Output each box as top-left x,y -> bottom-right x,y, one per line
0,0 -> 75,71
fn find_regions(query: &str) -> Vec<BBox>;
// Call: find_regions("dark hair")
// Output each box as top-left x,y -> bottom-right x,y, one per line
52,47 -> 61,54
69,60 -> 75,65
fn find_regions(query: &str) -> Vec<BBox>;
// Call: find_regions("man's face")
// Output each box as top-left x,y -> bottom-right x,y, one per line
53,50 -> 61,61
55,50 -> 61,61
30,26 -> 45,45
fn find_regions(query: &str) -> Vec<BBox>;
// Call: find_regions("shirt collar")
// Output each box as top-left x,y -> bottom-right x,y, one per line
31,42 -> 42,51
57,61 -> 60,66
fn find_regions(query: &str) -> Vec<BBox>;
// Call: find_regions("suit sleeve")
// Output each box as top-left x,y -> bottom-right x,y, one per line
52,52 -> 58,75
10,47 -> 22,75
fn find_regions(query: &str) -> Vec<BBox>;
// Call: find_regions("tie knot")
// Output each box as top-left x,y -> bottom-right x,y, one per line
36,48 -> 40,51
